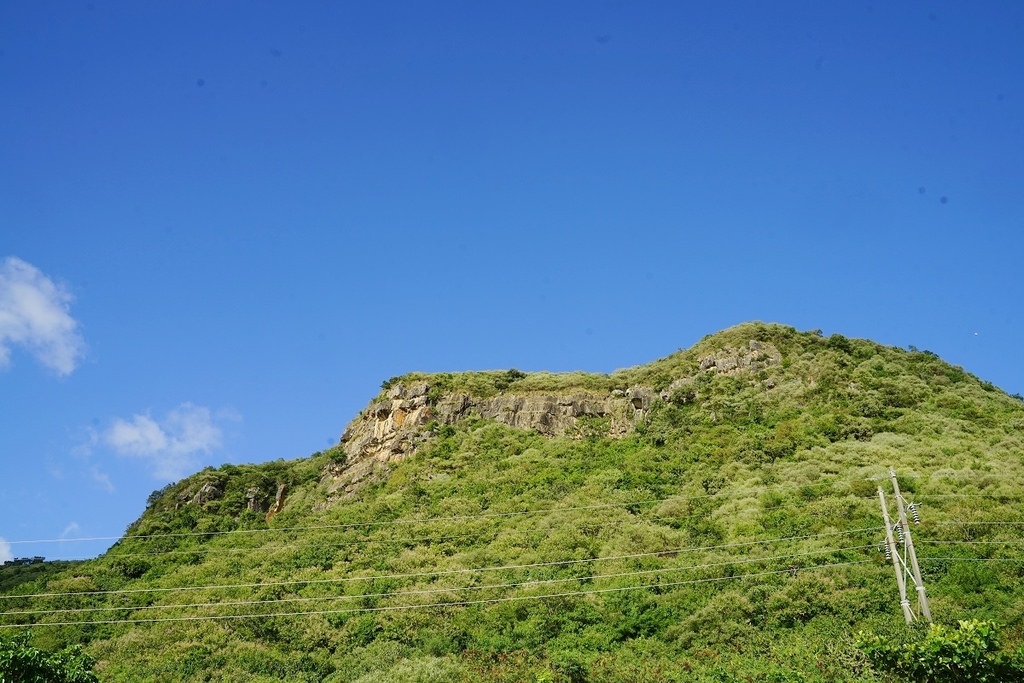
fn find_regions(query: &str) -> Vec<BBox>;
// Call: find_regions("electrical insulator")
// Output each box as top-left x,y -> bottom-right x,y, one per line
908,503 -> 921,525
884,545 -> 892,561
894,524 -> 905,543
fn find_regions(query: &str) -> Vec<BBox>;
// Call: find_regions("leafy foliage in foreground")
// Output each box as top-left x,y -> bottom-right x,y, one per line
3,323 -> 1024,682
857,620 -> 1024,682
0,630 -> 98,683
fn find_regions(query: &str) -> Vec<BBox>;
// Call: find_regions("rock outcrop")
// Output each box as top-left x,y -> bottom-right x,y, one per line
321,338 -> 782,502
697,340 -> 782,375
245,486 -> 268,513
322,384 -> 654,501
177,481 -> 222,508
265,483 -> 288,522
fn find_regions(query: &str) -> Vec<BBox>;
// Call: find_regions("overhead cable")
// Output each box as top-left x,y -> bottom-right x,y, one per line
0,526 -> 878,601
1,545 -> 873,619
4,480 -> 851,546
0,559 -> 873,629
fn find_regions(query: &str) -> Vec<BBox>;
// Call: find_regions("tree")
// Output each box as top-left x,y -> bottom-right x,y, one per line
0,631 -> 98,683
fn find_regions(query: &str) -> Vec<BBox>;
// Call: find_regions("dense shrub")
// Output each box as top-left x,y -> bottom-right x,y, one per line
857,620 -> 1024,682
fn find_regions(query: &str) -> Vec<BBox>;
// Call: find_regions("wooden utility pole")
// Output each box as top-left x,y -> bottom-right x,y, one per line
879,486 -> 915,624
890,468 -> 932,622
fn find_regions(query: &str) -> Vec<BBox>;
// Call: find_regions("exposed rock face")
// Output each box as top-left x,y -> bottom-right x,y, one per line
698,340 -> 781,375
433,390 -> 648,438
265,483 -> 288,522
321,338 -> 782,503
323,385 -> 653,501
245,486 -> 268,513
659,341 -> 782,402
183,482 -> 222,507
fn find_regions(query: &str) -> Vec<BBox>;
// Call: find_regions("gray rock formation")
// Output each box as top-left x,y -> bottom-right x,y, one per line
322,385 -> 653,502
185,481 -> 222,507
245,486 -> 268,513
320,338 -> 782,503
697,340 -> 781,375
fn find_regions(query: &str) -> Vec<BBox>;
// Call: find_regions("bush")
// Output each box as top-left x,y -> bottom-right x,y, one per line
856,619 -> 1024,682
0,631 -> 99,683
348,655 -> 468,683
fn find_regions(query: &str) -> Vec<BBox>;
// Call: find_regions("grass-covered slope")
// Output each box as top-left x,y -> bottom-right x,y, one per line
3,322 -> 1024,682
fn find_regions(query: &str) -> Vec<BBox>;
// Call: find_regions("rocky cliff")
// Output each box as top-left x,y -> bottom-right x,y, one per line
320,383 -> 653,501
320,339 -> 782,501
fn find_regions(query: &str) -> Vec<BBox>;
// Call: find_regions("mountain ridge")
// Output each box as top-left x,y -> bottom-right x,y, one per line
4,321 -> 1024,682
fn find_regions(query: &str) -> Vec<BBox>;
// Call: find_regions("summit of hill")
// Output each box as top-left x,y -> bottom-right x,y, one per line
4,322 -> 1024,682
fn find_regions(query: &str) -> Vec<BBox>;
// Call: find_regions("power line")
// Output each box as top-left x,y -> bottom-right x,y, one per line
2,545 -> 872,619
11,476 -> 1015,550
915,493 -> 1024,499
18,507 -> 1015,565
33,495 -> 868,563
933,524 -> 1024,528
46,514 -> 701,561
0,559 -> 874,629
4,480 -> 855,547
0,527 -> 879,601
919,557 -> 1024,563
917,540 -> 1024,546
58,531 -> 496,561
3,499 -> 651,546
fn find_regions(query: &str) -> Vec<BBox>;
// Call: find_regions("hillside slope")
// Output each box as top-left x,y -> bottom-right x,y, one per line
3,322 -> 1024,682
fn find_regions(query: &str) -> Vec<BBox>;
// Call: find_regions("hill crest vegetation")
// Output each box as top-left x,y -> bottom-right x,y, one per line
3,322 -> 1024,682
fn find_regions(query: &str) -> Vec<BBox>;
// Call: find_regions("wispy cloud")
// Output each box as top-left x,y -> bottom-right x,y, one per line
60,522 -> 81,539
70,427 -> 98,460
0,257 -> 85,376
90,467 -> 115,493
104,403 -> 228,480
0,537 -> 11,563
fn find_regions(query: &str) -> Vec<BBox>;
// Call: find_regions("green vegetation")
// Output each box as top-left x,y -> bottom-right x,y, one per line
857,620 -> 1024,682
2,322 -> 1024,681
0,562 -> 81,596
0,630 -> 98,682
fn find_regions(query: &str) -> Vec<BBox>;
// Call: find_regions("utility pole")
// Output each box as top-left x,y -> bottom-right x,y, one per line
891,468 -> 932,622
879,486 -> 915,624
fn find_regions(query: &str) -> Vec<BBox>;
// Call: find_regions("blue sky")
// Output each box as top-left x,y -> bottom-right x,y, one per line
2,1 -> 1022,562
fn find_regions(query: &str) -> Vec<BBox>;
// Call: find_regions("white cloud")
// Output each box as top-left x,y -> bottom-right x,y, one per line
60,522 -> 81,539
91,467 -> 115,493
70,427 -> 99,460
108,414 -> 168,455
105,403 -> 226,480
0,537 -> 11,563
0,257 -> 85,376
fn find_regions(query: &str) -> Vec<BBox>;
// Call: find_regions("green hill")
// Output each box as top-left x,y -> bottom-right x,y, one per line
3,322 -> 1024,682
